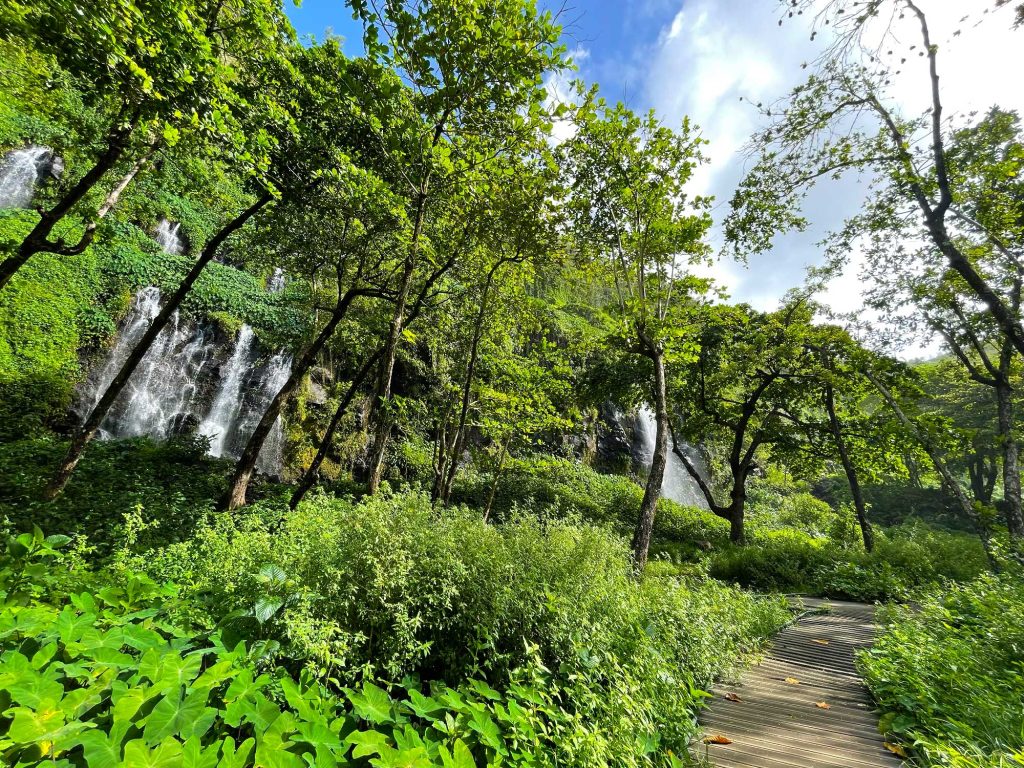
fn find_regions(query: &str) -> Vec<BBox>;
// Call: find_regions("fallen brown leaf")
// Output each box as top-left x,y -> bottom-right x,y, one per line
811,639 -> 830,645
723,693 -> 742,702
784,677 -> 801,685
703,735 -> 733,745
883,742 -> 908,758
815,701 -> 831,710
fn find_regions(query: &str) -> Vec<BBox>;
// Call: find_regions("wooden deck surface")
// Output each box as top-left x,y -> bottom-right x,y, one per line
691,598 -> 904,768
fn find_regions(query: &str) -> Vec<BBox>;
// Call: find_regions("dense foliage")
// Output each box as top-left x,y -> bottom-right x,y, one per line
1,0 -> 1023,763
861,570 -> 1024,767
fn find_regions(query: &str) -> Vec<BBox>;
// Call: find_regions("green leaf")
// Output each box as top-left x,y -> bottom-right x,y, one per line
346,729 -> 391,759
143,689 -> 216,744
346,682 -> 394,725
122,737 -> 185,768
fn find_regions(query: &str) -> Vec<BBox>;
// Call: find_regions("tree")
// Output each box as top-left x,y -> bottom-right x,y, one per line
44,34 -> 301,497
0,0 -> 292,290
671,300 -> 820,544
560,93 -> 711,569
349,0 -> 565,494
731,1 -> 1024,356
429,153 -> 559,506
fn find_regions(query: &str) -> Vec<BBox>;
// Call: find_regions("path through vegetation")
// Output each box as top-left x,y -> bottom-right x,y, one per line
692,599 -> 904,768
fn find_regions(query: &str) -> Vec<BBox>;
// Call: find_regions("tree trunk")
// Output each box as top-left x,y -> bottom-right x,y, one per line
482,437 -> 510,524
996,380 -> 1024,539
44,193 -> 272,498
631,340 -> 668,573
289,349 -> 381,509
729,502 -> 745,544
824,383 -> 874,552
0,113 -> 140,292
225,288 -> 365,510
438,267 -> 500,505
365,195 -> 426,493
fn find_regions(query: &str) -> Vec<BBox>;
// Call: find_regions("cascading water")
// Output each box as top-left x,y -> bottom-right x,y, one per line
253,352 -> 292,475
78,286 -> 292,476
78,287 -> 219,440
198,325 -> 256,456
635,406 -> 710,509
154,219 -> 184,255
267,267 -> 285,293
0,146 -> 52,208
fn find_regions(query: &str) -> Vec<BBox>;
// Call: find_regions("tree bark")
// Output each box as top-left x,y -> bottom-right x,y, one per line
996,380 -> 1024,539
437,262 -> 504,505
824,383 -> 874,552
0,112 -> 141,292
44,193 -> 272,498
225,286 -> 371,510
631,335 -> 668,573
482,436 -> 510,524
289,349 -> 381,509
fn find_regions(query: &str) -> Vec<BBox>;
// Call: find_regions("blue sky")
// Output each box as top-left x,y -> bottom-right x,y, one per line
284,1 -> 1022,358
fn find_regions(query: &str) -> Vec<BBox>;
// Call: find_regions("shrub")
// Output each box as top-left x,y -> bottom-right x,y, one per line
130,490 -> 789,761
451,455 -> 729,547
0,529 -> 654,768
0,435 -> 230,556
708,523 -> 988,601
859,570 -> 1024,767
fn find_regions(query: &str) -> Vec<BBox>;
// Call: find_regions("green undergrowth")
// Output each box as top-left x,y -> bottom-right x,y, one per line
859,570 -> 1024,767
0,494 -> 792,767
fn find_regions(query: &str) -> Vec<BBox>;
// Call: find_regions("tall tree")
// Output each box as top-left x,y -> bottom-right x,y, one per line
671,300 -> 820,544
44,36 -> 301,497
730,1 -> 1024,355
350,0 -> 565,494
560,93 -> 711,569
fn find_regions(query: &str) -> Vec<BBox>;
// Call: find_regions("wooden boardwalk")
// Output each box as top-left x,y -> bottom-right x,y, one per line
691,598 -> 904,768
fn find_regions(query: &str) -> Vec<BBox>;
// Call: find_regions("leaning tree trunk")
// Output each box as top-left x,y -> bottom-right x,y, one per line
44,193 -> 272,498
996,380 -> 1024,539
825,383 -> 874,552
225,288 -> 365,510
0,112 -> 142,292
289,349 -> 381,509
365,188 -> 431,494
631,340 -> 668,573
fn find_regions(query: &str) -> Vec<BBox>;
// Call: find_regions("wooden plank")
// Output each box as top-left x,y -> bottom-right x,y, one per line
691,602 -> 904,767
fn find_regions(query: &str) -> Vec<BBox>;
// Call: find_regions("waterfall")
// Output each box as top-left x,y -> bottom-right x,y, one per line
78,287 -> 218,440
253,352 -> 292,475
198,324 -> 256,456
154,219 -> 184,255
635,406 -> 709,510
267,267 -> 285,293
0,146 -> 51,208
79,286 -> 292,476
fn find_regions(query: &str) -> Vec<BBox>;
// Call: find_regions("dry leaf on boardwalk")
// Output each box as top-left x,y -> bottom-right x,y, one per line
883,742 -> 908,758
815,701 -> 831,709
703,735 -> 733,745
811,638 -> 830,645
723,693 -> 742,702
784,677 -> 800,685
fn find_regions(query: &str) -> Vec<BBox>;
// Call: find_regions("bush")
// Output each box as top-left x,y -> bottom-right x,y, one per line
0,529 -> 651,768
451,455 -> 729,548
860,570 -> 1024,767
129,490 -> 789,761
708,523 -> 988,601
